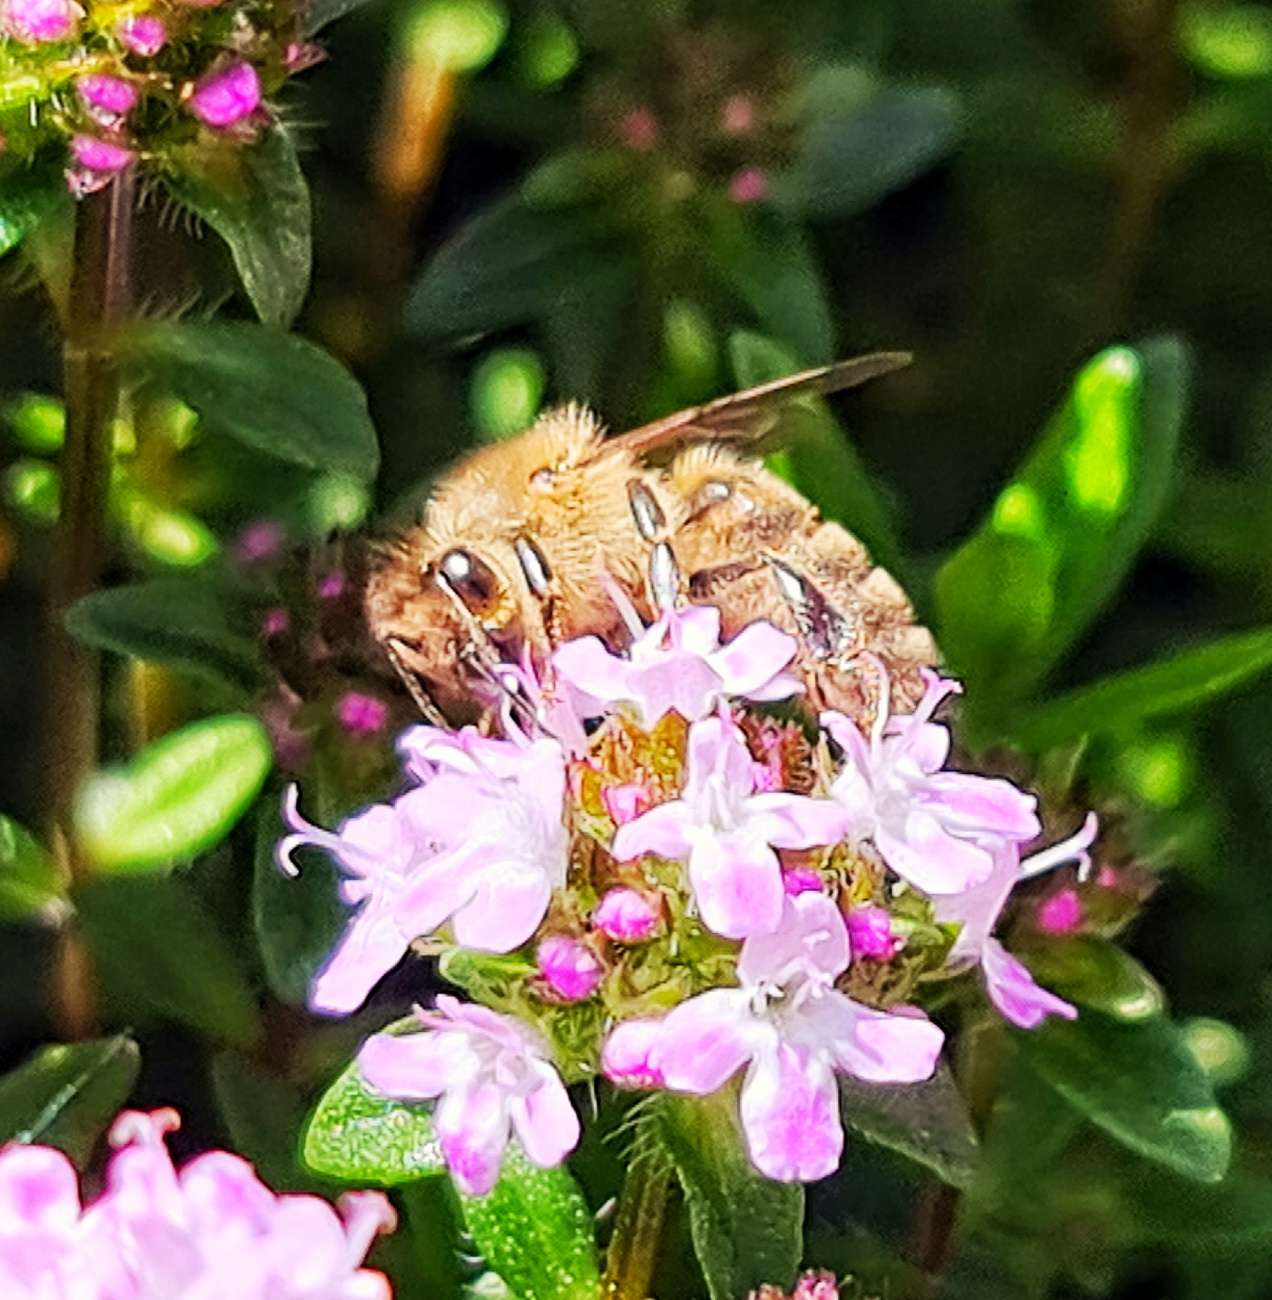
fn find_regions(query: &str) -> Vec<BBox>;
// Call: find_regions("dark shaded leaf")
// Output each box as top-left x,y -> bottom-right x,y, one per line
65,577 -> 265,692
303,1057 -> 446,1185
773,86 -> 961,220
838,1060 -> 979,1190
1012,625 -> 1272,750
163,129 -> 312,326
0,159 -> 65,257
0,814 -> 62,922
213,1052 -> 322,1192
659,1091 -> 803,1300
74,715 -> 272,873
458,1143 -> 601,1300
75,875 -> 261,1048
728,330 -> 906,577
0,1036 -> 140,1167
122,322 -> 379,481
935,339 -> 1189,713
1017,1010 -> 1232,1183
1019,937 -> 1165,1022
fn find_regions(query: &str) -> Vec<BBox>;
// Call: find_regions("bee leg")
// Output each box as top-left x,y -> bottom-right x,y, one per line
626,479 -> 683,613
382,637 -> 448,725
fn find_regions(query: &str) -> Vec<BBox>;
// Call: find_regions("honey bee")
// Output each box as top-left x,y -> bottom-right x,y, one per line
364,355 -> 939,727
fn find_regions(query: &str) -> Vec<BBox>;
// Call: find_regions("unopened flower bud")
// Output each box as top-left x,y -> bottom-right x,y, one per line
188,61 -> 261,129
537,935 -> 603,1001
782,867 -> 823,897
1037,887 -> 1083,935
729,166 -> 768,204
602,782 -> 650,826
0,0 -> 79,44
601,1018 -> 665,1088
791,1271 -> 840,1300
592,887 -> 659,942
66,135 -> 134,194
336,692 -> 388,737
846,904 -> 901,961
259,607 -> 289,639
116,13 -> 167,55
76,74 -> 138,128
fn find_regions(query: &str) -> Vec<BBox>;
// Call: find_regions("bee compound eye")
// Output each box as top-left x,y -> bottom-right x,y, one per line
437,548 -> 500,613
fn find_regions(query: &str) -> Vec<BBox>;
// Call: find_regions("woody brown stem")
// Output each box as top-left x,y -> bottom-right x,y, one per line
44,169 -> 136,1040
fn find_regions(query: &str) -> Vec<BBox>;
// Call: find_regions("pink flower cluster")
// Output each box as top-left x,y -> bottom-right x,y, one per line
282,604 -> 1096,1193
0,1109 -> 394,1298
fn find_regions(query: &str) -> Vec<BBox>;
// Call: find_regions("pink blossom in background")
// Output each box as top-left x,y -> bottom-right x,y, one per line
0,1108 -> 395,1299
537,935 -> 604,1000
721,93 -> 757,134
935,814 -> 1098,1028
619,106 -> 658,151
318,571 -> 347,599
116,13 -> 166,55
336,692 -> 389,736
604,894 -> 943,1181
823,668 -> 1040,895
260,606 -> 289,638
1037,887 -> 1083,935
553,605 -> 801,729
233,518 -> 285,565
845,904 -> 901,961
729,167 -> 768,204
0,0 -> 78,44
360,996 -> 579,1197
612,714 -> 850,938
592,887 -> 660,942
187,61 -> 261,128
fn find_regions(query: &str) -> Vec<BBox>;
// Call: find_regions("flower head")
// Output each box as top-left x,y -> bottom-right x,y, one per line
553,605 -> 801,730
824,668 -> 1040,894
592,887 -> 660,942
188,61 -> 261,129
116,13 -> 167,55
612,714 -> 850,938
536,935 -> 604,1001
605,894 -> 942,1181
76,74 -> 139,129
360,995 -> 580,1196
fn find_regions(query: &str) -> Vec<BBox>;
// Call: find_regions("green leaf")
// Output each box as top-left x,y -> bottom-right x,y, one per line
773,86 -> 961,220
213,1052 -> 321,1192
0,814 -> 63,922
1012,625 -> 1272,749
253,802 -> 346,1004
728,330 -> 906,577
700,200 -> 833,366
74,714 -> 271,873
303,1057 -> 446,1186
458,1143 -> 601,1300
1018,937 -> 1165,1022
837,1061 -> 979,1190
65,577 -> 265,692
659,1091 -> 803,1300
304,0 -> 377,34
1017,1010 -> 1232,1183
0,161 -> 64,257
122,322 -> 379,481
935,339 -> 1189,710
74,874 -> 261,1047
0,1036 -> 139,1167
164,129 -> 312,326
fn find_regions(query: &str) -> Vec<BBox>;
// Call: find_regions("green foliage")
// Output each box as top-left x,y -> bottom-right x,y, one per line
164,130 -> 313,327
457,1143 -> 601,1300
304,1057 -> 447,1185
73,715 -> 272,872
660,1091 -> 804,1300
0,1036 -> 140,1167
0,814 -> 62,922
121,322 -> 380,481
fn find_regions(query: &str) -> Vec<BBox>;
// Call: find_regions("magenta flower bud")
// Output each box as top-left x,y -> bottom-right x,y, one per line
76,74 -> 139,125
791,1271 -> 840,1300
619,106 -> 658,152
593,888 -> 659,943
70,135 -> 134,172
782,867 -> 823,897
233,518 -> 285,565
116,12 -> 167,55
1037,887 -> 1083,935
259,607 -> 289,639
0,0 -> 78,44
601,782 -> 650,826
536,935 -> 603,1002
601,1018 -> 665,1089
336,692 -> 388,737
846,905 -> 901,961
729,166 -> 769,204
188,62 -> 261,129
318,571 -> 346,599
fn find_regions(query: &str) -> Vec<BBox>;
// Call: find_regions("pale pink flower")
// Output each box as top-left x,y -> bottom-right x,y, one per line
592,887 -> 660,942
537,935 -> 604,1000
823,669 -> 1040,895
188,61 -> 261,129
280,731 -> 567,1013
619,106 -> 658,151
0,0 -> 78,43
721,93 -> 757,135
729,167 -> 768,204
359,996 -> 579,1197
612,715 -> 850,938
604,894 -> 943,1181
934,815 -> 1098,1028
600,1017 -> 665,1088
553,605 -> 801,729
0,1143 -> 85,1297
116,13 -> 166,55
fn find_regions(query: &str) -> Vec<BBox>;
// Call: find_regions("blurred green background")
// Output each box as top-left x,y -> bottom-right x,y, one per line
9,0 -> 1272,1295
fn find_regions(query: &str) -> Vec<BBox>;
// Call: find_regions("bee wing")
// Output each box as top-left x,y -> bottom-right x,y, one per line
606,351 -> 912,459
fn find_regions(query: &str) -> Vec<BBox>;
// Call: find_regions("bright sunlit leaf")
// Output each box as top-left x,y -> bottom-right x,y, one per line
0,814 -> 63,923
1180,3 -> 1272,79
6,393 -> 65,452
472,348 -> 546,441
517,13 -> 578,87
1116,734 -> 1193,809
406,0 -> 507,70
3,459 -> 59,525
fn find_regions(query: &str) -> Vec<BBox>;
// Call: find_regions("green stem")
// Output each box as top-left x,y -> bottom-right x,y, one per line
603,1131 -> 675,1300
44,168 -> 136,1039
